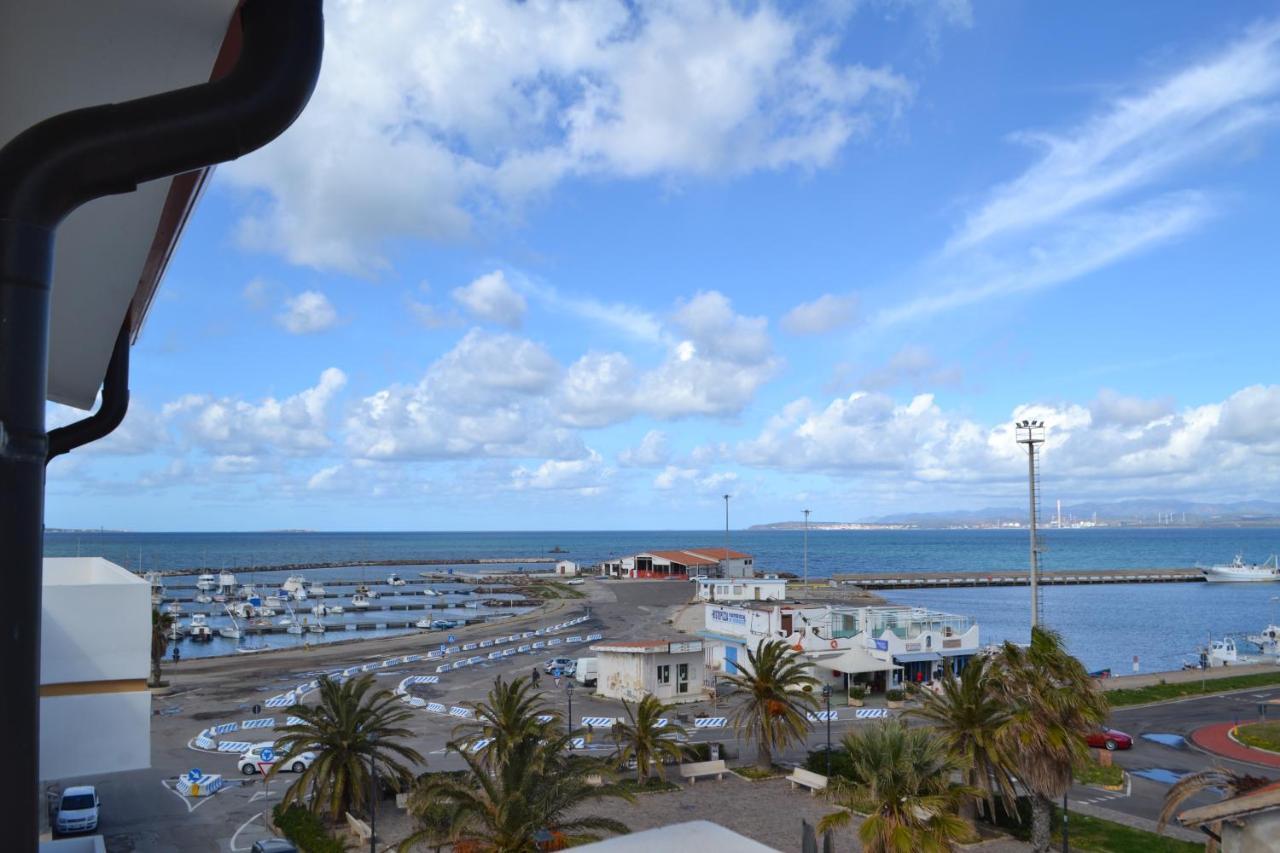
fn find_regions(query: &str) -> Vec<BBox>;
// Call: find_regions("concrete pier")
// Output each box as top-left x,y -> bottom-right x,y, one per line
833,567 -> 1204,589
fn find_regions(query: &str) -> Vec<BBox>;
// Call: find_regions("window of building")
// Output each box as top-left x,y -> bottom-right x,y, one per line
657,664 -> 670,685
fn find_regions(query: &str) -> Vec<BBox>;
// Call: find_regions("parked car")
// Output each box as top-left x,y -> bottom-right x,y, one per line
238,741 -> 316,775
544,656 -> 576,675
1084,728 -> 1133,751
55,785 -> 100,835
575,656 -> 598,687
251,840 -> 298,853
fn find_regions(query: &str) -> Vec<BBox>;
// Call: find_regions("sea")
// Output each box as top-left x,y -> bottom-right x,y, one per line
44,527 -> 1280,672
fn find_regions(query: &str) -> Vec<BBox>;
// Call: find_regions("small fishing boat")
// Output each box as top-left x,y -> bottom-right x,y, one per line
1202,555 -> 1280,583
310,603 -> 328,617
351,590 -> 370,610
329,604 -> 344,614
187,613 -> 213,642
264,594 -> 284,609
308,581 -> 326,598
415,617 -> 433,629
308,622 -> 326,634
217,570 -> 237,596
387,573 -> 406,586
195,593 -> 213,605
282,576 -> 308,600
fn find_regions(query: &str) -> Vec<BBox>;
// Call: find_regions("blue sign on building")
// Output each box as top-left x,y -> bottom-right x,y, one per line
873,639 -> 889,651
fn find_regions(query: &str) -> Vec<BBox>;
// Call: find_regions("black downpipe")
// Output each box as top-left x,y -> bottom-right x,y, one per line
0,1 -> 322,845
46,314 -> 131,463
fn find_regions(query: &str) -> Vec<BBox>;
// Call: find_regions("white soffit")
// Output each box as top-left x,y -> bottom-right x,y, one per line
0,0 -> 239,409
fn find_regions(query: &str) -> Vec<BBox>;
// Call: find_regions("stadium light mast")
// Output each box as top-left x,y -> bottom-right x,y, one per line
1015,420 -> 1046,630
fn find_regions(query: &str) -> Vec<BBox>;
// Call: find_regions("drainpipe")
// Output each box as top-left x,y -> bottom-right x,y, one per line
0,1 -> 322,846
46,313 -> 131,462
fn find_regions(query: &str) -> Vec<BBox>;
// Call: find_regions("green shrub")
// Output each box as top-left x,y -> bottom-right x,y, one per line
849,684 -> 867,699
885,688 -> 905,702
272,804 -> 347,853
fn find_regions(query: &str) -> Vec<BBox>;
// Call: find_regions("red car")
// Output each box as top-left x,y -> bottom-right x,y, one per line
1085,728 -> 1133,751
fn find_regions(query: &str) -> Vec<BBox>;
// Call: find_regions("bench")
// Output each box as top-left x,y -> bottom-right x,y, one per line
678,759 -> 727,783
787,767 -> 828,795
345,812 -> 373,842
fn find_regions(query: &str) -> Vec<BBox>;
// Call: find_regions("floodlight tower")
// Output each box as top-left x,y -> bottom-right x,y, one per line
1015,420 -> 1046,629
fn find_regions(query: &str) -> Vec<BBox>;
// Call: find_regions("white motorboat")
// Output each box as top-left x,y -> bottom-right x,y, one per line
188,613 -> 213,642
1202,555 -> 1280,583
422,588 -> 438,597
415,617 -> 433,629
240,583 -> 258,601
310,603 -> 328,617
282,576 -> 308,600
352,590 -> 370,610
1207,636 -> 1277,666
309,581 -> 326,597
195,593 -> 213,604
264,594 -> 284,609
387,573 -> 406,586
196,573 -> 217,591
165,601 -> 183,615
1247,623 -> 1280,656
228,601 -> 256,619
219,606 -> 243,640
168,621 -> 184,642
308,622 -> 326,634
146,571 -> 165,605
329,605 -> 344,614
218,570 -> 237,596
287,623 -> 304,635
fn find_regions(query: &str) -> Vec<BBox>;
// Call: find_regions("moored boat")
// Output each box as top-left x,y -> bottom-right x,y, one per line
1202,555 -> 1280,583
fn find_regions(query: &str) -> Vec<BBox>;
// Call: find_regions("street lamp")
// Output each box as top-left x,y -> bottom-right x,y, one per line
723,494 -> 731,560
566,679 -> 576,737
368,734 -> 378,853
821,684 -> 832,776
803,509 -> 811,590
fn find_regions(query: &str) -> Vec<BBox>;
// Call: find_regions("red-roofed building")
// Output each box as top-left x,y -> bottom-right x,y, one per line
601,548 -> 754,580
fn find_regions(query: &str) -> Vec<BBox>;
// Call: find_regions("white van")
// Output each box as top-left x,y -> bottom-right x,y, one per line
55,785 -> 100,834
575,657 -> 597,687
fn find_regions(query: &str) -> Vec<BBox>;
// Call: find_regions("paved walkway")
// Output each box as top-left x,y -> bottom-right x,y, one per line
1101,661 -> 1278,692
1191,721 -> 1280,768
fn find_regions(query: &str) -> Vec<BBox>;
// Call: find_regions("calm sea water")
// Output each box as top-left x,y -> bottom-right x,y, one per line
45,528 -> 1280,670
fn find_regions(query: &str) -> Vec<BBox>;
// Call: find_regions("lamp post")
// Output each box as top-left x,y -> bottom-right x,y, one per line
723,494 -> 731,560
821,684 -> 832,776
368,734 -> 378,853
1062,790 -> 1069,853
1014,419 -> 1046,630
566,679 -> 576,737
803,509 -> 811,591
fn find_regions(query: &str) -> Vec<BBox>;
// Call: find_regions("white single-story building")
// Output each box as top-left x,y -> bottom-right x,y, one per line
699,601 -> 979,694
555,560 -> 579,576
589,639 -> 709,704
1177,779 -> 1280,852
41,558 -> 151,781
692,576 -> 786,603
601,549 -> 754,580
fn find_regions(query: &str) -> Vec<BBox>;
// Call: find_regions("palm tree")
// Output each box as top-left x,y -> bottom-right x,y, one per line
908,655 -> 1017,824
613,695 -> 687,782
453,675 -> 558,770
150,607 -> 175,686
722,638 -> 820,769
271,673 -> 424,823
819,719 -> 974,853
989,628 -> 1109,853
401,724 -> 630,851
1158,766 -> 1273,852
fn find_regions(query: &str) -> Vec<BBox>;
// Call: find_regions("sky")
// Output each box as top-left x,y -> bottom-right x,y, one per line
44,0 -> 1280,531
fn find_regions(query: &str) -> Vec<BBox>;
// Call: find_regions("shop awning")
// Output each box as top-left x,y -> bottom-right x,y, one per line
939,648 -> 974,657
894,652 -> 942,663
806,648 -> 900,674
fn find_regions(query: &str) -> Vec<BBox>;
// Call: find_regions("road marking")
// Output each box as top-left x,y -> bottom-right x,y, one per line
229,810 -> 266,852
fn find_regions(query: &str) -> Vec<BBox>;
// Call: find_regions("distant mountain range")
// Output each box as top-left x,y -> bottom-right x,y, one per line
750,499 -> 1280,529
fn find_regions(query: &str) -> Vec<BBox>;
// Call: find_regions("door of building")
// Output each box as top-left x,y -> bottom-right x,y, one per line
677,662 -> 689,694
724,645 -> 738,675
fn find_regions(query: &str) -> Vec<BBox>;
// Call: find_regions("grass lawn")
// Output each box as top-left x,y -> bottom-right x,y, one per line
613,776 -> 681,794
1106,671 -> 1280,707
1235,720 -> 1280,753
1075,761 -> 1125,787
734,765 -> 784,781
999,810 -> 1202,853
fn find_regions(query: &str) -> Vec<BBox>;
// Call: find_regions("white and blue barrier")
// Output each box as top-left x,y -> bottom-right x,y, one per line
806,711 -> 837,722
693,717 -> 727,729
287,716 -> 305,727
568,737 -> 586,749
194,733 -> 215,750
242,718 -> 275,730
449,706 -> 473,718
546,638 -> 562,647
265,694 -> 295,708
854,709 -> 891,719
217,741 -> 252,753
175,769 -> 223,797
210,722 -> 239,735
585,632 -> 603,641
427,702 -> 446,714
480,640 -> 493,648
536,714 -> 555,723
468,739 -> 491,753
580,716 -> 615,727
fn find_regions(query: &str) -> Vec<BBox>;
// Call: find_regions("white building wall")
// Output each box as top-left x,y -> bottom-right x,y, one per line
594,649 -> 706,703
1224,811 -> 1280,852
41,558 -> 150,780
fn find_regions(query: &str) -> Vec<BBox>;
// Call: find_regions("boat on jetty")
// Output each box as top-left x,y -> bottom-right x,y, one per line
1202,555 -> 1280,583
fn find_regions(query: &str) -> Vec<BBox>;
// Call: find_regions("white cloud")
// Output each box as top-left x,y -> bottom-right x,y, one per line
451,270 -> 527,328
949,21 -> 1280,252
619,430 -> 670,467
46,400 -> 169,456
781,293 -> 860,335
557,352 -> 638,428
165,367 -> 347,456
511,450 -> 609,493
861,345 -> 962,390
738,383 -> 1280,499
277,290 -> 339,334
221,0 -> 912,272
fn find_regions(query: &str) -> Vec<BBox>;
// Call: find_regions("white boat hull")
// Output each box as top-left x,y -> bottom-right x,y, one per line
1202,569 -> 1280,583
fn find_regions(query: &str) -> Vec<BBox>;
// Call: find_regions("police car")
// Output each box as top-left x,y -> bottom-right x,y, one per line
237,742 -> 316,775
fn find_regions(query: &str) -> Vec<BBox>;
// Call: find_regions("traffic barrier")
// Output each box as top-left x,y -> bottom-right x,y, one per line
211,722 -> 239,735
693,717 -> 727,728
449,706 -> 473,718
806,711 -> 837,722
580,716 -> 615,727
854,709 -> 890,719
286,717 -> 306,727
536,714 -> 555,723
426,702 -> 446,714
216,741 -> 252,753
242,718 -> 275,729
264,694 -> 294,708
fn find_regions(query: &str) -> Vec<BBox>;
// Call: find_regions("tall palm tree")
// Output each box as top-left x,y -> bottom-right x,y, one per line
271,673 -> 424,823
819,719 -> 974,853
1158,766 -> 1273,852
908,655 -> 1016,823
150,608 -> 175,686
613,695 -> 687,782
401,725 -> 630,851
454,675 -> 558,770
989,628 -> 1109,853
722,638 -> 820,769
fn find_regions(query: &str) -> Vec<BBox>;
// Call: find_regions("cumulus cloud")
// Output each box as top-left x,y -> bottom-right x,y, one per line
619,430 -> 670,467
221,0 -> 912,272
277,290 -> 339,334
451,270 -> 527,328
165,367 -> 348,456
781,293 -> 860,335
737,383 -> 1280,499
511,450 -> 609,493
860,345 -> 962,390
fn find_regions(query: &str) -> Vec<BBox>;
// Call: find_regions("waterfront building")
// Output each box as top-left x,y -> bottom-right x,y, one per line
41,559 -> 151,781
1176,780 -> 1280,852
600,548 -> 754,579
698,601 -> 979,693
588,639 -> 709,703
554,560 -> 580,576
691,575 -> 787,603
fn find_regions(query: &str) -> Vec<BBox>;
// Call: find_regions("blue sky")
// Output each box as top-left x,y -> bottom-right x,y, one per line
46,0 -> 1280,530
